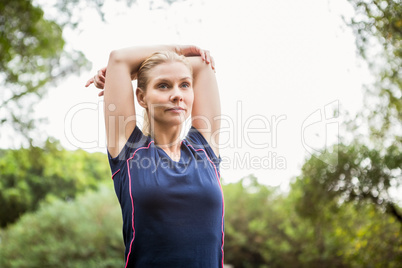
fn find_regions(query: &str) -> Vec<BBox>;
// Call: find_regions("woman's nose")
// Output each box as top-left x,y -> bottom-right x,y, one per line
170,86 -> 183,102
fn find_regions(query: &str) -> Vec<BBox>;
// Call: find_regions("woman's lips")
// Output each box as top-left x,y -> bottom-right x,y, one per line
166,107 -> 185,112
167,108 -> 185,113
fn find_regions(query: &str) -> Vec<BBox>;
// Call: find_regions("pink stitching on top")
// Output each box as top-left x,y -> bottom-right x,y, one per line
111,169 -> 121,180
186,143 -> 225,267
124,141 -> 155,268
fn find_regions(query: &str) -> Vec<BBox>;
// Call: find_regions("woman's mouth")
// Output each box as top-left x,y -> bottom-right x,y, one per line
166,107 -> 185,112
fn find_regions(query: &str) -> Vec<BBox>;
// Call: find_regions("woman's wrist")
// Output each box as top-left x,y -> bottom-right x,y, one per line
173,44 -> 182,55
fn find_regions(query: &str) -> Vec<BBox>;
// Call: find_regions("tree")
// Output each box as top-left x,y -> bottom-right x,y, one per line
294,141 -> 402,223
343,0 -> 402,211
294,0 -> 402,229
0,0 -> 178,144
223,175 -> 280,267
223,175 -> 347,268
223,174 -> 401,267
0,138 -> 111,227
1,173 -> 400,267
345,0 -> 402,141
291,165 -> 402,267
0,185 -> 124,268
0,0 -> 89,144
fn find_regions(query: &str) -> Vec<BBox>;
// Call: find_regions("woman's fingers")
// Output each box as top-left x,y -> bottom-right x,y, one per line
93,72 -> 105,89
205,50 -> 211,64
86,69 -> 106,97
201,50 -> 215,71
199,50 -> 209,63
85,77 -> 94,87
97,69 -> 106,83
93,75 -> 99,88
100,66 -> 107,75
95,80 -> 105,89
179,46 -> 215,70
210,56 -> 216,71
198,48 -> 205,61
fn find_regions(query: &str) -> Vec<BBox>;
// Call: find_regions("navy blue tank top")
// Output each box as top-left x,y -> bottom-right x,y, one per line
108,125 -> 224,267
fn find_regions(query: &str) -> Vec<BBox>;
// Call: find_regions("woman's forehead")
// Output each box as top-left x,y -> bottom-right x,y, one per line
149,62 -> 192,82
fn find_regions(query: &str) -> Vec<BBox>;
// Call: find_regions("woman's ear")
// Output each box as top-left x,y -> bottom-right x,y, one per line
136,87 -> 147,108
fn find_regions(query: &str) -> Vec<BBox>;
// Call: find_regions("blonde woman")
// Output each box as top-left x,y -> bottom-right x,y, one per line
86,45 -> 223,267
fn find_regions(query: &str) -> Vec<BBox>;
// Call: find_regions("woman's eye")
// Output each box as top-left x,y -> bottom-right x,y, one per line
181,83 -> 190,88
158,84 -> 168,89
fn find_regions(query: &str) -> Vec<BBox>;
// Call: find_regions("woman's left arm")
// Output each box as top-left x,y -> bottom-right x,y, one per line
186,55 -> 221,158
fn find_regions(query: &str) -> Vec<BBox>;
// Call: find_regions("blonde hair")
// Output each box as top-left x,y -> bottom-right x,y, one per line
137,51 -> 192,136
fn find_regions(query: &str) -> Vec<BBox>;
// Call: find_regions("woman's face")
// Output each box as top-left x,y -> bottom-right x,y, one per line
142,61 -> 194,128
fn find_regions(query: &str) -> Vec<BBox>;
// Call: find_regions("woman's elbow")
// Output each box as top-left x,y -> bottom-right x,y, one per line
108,49 -> 125,64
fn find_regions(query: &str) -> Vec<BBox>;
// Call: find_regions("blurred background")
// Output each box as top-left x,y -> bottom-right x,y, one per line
0,0 -> 401,267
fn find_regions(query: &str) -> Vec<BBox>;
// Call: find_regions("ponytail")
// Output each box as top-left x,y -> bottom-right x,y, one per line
142,109 -> 151,136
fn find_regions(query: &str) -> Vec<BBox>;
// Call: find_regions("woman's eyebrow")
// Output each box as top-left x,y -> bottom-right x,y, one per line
154,78 -> 170,84
154,76 -> 192,83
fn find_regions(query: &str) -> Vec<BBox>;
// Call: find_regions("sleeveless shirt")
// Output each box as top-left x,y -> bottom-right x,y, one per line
108,125 -> 224,268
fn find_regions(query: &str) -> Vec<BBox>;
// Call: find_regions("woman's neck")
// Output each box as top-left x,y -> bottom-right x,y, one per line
151,123 -> 183,151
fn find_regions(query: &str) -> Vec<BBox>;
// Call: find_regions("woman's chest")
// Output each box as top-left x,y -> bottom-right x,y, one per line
126,145 -> 222,209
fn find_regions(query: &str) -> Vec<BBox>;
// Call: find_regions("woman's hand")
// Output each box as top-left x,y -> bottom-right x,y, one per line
85,66 -> 137,96
175,45 -> 215,71
85,67 -> 107,96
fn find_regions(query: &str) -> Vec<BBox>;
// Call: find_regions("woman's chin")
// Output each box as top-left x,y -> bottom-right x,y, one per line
168,112 -> 188,121
156,117 -> 186,127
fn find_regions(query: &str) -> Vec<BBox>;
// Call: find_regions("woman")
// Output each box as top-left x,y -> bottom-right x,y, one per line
86,45 -> 224,267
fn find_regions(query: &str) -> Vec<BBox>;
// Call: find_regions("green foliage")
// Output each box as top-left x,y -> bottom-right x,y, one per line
294,142 -> 402,223
0,139 -> 110,227
342,2 -> 402,216
0,173 -> 400,267
0,0 -> 181,144
331,203 -> 402,267
347,0 -> 402,61
223,175 -> 402,268
283,0 -> 402,255
0,0 -> 90,143
0,185 -> 124,268
223,175 -> 345,268
346,0 -> 402,141
223,175 -> 278,267
292,173 -> 402,267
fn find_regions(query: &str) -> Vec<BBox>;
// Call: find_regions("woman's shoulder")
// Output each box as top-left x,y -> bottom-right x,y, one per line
185,126 -> 221,166
108,124 -> 152,164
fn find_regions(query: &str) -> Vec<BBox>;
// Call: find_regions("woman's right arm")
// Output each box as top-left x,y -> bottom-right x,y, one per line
102,45 -> 175,158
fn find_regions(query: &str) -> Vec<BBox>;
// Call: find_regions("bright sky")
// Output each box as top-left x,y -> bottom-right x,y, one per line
34,0 -> 372,189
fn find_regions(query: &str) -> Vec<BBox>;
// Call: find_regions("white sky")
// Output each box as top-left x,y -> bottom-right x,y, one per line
33,0 -> 373,189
